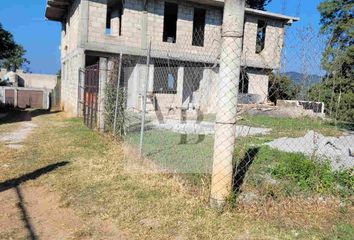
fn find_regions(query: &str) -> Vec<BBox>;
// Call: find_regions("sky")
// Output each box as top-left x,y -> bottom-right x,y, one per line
0,0 -> 325,75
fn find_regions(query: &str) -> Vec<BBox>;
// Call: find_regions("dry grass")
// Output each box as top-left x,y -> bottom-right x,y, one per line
0,111 -> 353,239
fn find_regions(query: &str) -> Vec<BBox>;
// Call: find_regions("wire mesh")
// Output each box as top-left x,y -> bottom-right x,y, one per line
96,4 -> 354,208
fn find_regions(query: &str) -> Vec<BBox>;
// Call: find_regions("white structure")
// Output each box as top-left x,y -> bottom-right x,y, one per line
0,68 -> 57,90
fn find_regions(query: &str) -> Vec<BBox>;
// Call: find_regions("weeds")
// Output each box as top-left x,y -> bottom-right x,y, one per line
270,148 -> 352,196
239,146 -> 354,198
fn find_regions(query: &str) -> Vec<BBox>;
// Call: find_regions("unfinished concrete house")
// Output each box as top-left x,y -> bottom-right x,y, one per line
45,0 -> 298,124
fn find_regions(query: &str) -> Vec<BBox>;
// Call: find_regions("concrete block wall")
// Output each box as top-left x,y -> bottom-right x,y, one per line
86,0 -> 222,58
16,72 -> 57,90
247,69 -> 269,103
84,0 -> 284,68
58,0 -> 288,117
61,0 -> 81,58
126,62 -> 145,110
0,69 -> 57,90
243,15 -> 284,69
87,0 -> 143,48
61,51 -> 85,116
124,59 -> 271,116
148,0 -> 222,57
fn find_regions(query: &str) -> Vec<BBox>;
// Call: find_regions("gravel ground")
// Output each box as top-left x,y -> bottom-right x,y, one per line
267,130 -> 354,170
150,119 -> 271,137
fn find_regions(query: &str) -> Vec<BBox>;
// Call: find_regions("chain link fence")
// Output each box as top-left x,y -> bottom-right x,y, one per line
95,4 -> 353,209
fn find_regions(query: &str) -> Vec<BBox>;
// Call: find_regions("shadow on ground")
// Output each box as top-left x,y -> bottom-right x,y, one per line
0,109 -> 61,125
232,147 -> 260,195
0,161 -> 69,240
0,161 -> 69,192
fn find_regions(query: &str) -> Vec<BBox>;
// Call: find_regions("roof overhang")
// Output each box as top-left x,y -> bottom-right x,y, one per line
45,0 -> 72,21
245,8 -> 299,24
45,0 -> 299,24
187,0 -> 299,24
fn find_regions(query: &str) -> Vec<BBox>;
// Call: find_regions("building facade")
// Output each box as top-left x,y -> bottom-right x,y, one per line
46,0 -> 298,118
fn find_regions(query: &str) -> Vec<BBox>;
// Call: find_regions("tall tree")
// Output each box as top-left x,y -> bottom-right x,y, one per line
246,0 -> 272,10
2,45 -> 29,71
309,0 -> 354,122
0,23 -> 29,71
0,23 -> 16,60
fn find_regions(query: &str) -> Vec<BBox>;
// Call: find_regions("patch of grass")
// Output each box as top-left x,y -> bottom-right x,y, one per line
268,148 -> 352,196
327,223 -> 354,240
126,129 -> 214,174
124,123 -> 352,198
237,146 -> 354,198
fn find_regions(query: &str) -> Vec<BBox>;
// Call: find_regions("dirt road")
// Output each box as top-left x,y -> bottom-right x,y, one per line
0,111 -> 125,240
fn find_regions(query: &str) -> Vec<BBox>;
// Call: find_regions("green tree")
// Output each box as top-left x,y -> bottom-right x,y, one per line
0,23 -> 29,71
2,45 -> 29,71
0,23 -> 16,60
308,0 -> 354,122
246,0 -> 272,10
268,73 -> 300,103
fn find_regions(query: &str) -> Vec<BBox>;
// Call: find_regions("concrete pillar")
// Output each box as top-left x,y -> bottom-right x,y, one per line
177,65 -> 185,107
78,67 -> 85,116
79,0 -> 89,47
98,57 -> 108,132
60,61 -> 66,109
126,63 -> 140,110
210,0 -> 246,209
76,52 -> 86,116
247,70 -> 269,103
147,63 -> 154,93
141,3 -> 148,49
111,9 -> 121,36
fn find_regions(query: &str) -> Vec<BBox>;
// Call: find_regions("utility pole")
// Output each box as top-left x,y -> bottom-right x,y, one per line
210,0 -> 246,209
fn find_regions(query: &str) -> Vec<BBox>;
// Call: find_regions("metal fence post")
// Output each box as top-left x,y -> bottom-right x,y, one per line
113,52 -> 123,136
210,0 -> 246,208
139,40 -> 152,157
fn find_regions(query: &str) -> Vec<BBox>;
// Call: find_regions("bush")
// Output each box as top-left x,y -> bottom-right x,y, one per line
268,73 -> 300,103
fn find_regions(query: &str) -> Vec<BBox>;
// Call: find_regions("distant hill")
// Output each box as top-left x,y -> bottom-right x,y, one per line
285,72 -> 323,88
